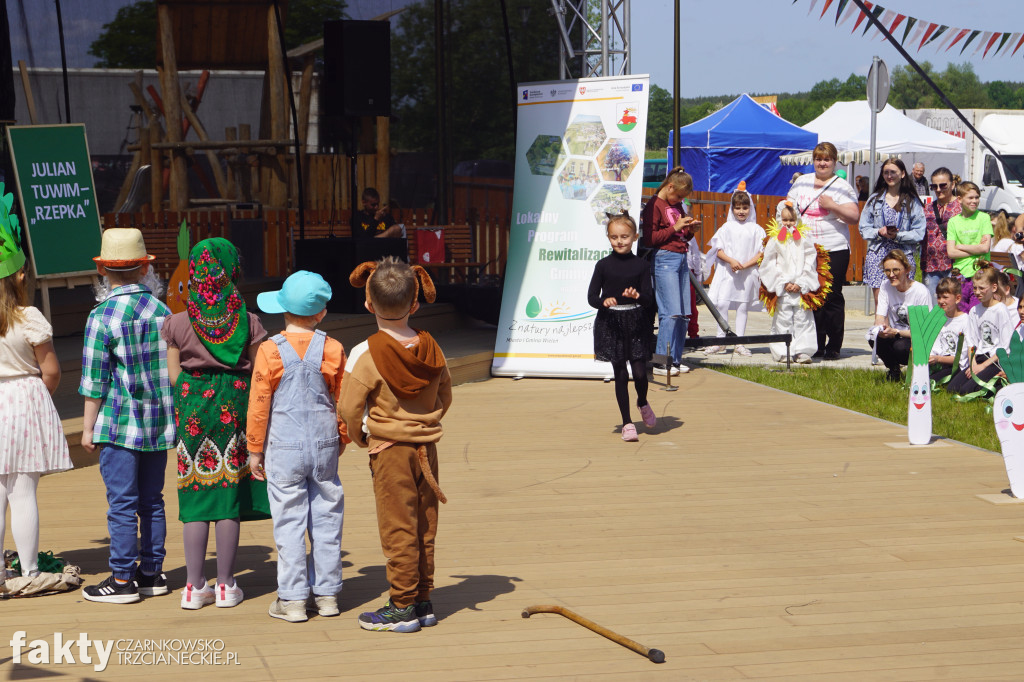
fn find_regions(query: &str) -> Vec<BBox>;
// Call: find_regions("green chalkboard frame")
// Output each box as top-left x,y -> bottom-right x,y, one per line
6,124 -> 103,278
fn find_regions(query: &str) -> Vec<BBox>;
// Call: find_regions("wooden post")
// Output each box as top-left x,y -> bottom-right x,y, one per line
157,4 -> 189,210
297,54 -> 315,210
149,118 -> 163,210
17,61 -> 39,125
179,90 -> 228,198
240,124 -> 257,201
266,5 -> 288,208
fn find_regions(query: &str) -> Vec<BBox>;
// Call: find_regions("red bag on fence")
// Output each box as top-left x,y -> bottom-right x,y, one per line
416,229 -> 445,264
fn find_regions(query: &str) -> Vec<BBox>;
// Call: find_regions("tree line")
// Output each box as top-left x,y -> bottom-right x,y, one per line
646,61 -> 1024,153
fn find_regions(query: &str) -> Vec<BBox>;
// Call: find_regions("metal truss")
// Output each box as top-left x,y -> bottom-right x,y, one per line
550,0 -> 631,79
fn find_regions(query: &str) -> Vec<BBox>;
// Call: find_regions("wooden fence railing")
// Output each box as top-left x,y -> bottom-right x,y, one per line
102,206 -> 511,282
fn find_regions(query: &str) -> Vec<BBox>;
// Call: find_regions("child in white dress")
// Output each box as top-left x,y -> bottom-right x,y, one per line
704,183 -> 765,356
0,188 -> 71,583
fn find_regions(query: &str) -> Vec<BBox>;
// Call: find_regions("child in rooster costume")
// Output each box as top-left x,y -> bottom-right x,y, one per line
758,200 -> 832,363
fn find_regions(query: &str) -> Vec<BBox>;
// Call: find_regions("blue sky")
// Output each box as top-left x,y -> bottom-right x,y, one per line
12,1 -> 1024,98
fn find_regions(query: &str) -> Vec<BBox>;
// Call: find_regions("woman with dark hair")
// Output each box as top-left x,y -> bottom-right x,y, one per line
787,142 -> 860,360
858,158 -> 926,306
921,166 -> 961,296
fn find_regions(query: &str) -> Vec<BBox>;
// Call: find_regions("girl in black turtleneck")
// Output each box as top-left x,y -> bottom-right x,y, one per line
587,211 -> 657,442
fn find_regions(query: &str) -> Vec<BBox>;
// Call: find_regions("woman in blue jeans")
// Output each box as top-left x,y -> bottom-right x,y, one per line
641,166 -> 698,376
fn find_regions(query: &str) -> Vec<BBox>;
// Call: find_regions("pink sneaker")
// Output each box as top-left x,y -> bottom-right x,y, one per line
216,580 -> 244,608
639,404 -> 657,428
621,424 -> 639,442
180,581 -> 215,610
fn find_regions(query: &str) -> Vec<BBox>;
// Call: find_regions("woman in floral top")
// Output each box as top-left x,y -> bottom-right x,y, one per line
162,237 -> 268,610
922,167 -> 961,296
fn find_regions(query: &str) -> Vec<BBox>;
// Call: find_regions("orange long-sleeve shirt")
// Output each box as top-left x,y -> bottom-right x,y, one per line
246,331 -> 348,453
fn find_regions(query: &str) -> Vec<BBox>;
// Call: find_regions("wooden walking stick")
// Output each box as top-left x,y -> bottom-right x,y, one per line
522,604 -> 665,663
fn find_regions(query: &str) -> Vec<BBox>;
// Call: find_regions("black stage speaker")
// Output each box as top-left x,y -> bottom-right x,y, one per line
293,237 -> 407,314
322,20 -> 391,119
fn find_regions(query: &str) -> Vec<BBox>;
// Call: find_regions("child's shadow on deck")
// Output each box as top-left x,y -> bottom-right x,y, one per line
634,415 -> 684,436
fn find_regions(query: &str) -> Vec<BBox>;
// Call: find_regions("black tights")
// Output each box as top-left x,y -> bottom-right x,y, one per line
611,359 -> 649,425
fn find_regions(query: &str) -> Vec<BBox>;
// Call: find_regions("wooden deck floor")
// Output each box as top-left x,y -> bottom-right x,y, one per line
7,368 -> 1024,681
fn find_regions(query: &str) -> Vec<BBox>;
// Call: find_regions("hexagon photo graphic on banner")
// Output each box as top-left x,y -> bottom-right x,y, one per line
525,135 -> 566,176
564,114 -> 606,156
558,158 -> 602,200
590,184 -> 631,225
597,138 -> 638,182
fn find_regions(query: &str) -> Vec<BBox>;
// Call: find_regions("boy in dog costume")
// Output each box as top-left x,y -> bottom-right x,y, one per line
338,257 -> 452,632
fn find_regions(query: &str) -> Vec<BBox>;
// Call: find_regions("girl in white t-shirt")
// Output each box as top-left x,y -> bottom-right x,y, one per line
0,263 -> 72,584
870,250 -> 932,382
950,264 -> 1015,395
929,277 -> 970,386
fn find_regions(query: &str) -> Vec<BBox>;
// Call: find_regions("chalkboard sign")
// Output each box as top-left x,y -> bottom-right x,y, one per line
6,124 -> 102,278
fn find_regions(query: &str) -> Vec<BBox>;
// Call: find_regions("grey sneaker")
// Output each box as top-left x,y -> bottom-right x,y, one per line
269,598 -> 308,623
309,595 -> 340,617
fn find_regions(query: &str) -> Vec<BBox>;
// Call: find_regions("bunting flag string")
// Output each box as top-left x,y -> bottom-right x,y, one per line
792,0 -> 1024,58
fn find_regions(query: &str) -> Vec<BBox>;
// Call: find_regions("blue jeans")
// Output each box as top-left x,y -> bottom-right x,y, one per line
266,437 -> 345,600
98,446 -> 167,580
924,269 -> 951,298
654,249 -> 690,364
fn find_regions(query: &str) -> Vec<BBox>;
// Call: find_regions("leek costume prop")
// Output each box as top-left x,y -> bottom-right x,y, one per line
995,335 -> 1024,497
758,202 -> 832,362
906,306 -> 948,445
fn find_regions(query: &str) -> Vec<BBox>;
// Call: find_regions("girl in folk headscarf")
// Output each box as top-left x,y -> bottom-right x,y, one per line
161,237 -> 269,610
703,183 -> 765,356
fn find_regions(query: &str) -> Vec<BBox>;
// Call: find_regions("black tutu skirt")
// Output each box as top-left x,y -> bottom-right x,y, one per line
593,305 -> 653,363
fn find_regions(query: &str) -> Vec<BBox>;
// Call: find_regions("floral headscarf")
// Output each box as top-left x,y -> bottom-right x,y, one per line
186,238 -> 248,367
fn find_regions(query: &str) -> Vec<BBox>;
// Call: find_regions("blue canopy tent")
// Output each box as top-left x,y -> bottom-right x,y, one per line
667,94 -> 817,195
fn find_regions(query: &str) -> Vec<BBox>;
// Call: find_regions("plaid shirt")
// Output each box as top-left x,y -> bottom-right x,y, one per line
79,284 -> 176,451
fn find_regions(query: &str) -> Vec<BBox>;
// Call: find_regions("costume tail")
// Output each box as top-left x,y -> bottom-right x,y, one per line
417,445 -> 447,504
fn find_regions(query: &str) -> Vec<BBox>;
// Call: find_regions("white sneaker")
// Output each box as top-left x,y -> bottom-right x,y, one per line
216,580 -> 244,608
704,345 -> 727,355
269,598 -> 309,623
795,353 -> 813,364
734,345 -> 752,357
652,364 -> 679,376
181,581 -> 215,610
309,594 -> 340,617
673,364 -> 691,374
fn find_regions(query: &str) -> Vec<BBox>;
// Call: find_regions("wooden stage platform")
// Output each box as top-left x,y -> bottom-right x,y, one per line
7,369 -> 1024,680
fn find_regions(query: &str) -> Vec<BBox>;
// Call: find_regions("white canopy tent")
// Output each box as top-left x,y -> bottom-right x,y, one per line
800,101 -> 966,188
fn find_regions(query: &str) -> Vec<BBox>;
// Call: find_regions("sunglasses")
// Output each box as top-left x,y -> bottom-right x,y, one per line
929,182 -> 950,190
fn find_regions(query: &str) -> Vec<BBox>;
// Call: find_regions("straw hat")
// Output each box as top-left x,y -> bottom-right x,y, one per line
93,228 -> 156,269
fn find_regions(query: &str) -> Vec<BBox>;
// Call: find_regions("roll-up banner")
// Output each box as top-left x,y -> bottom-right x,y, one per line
493,75 -> 650,378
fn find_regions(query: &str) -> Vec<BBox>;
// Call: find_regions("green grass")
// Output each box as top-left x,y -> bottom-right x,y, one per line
711,365 -> 1000,452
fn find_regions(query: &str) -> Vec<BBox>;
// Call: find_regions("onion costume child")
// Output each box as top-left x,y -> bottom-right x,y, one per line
758,200 -> 832,363
906,305 -> 947,445
995,334 -> 1024,497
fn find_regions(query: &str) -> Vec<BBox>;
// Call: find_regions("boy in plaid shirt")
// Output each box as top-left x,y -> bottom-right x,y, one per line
80,229 -> 175,604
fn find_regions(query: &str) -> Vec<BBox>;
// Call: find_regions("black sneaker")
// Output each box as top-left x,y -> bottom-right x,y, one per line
358,600 -> 421,632
134,570 -> 169,596
83,575 -> 140,604
415,600 -> 438,627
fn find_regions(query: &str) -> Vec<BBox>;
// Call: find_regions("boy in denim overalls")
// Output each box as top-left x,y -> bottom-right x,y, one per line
339,258 -> 452,632
248,271 -> 347,623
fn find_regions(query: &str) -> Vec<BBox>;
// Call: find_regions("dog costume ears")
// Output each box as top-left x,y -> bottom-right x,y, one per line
349,259 -> 437,304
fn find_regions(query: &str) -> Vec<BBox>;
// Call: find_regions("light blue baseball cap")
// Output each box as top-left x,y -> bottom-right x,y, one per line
257,270 -> 332,315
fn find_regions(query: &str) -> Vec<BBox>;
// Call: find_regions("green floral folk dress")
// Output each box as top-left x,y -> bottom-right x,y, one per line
170,238 -> 270,522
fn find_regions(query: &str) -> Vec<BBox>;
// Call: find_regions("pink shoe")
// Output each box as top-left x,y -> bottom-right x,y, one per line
621,424 -> 639,442
639,404 -> 657,428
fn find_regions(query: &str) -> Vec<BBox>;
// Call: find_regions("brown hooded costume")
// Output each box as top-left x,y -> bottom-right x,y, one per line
338,260 -> 452,608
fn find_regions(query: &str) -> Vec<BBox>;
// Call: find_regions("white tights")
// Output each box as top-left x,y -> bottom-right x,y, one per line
0,473 -> 40,576
714,301 -> 750,338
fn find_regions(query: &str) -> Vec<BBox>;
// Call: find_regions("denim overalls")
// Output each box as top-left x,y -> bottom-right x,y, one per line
265,330 -> 345,600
